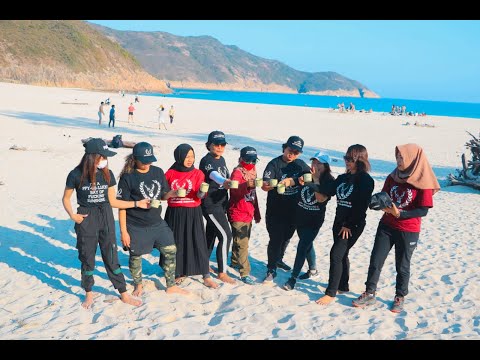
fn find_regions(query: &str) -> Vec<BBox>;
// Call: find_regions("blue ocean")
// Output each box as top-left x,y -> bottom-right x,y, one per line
145,88 -> 480,119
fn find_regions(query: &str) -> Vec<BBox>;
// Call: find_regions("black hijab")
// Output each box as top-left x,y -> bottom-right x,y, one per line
170,143 -> 195,172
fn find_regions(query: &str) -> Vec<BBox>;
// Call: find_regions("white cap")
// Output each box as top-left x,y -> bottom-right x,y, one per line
310,151 -> 332,165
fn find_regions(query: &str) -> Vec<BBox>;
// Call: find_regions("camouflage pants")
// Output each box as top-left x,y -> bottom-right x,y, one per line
129,244 -> 177,288
230,222 -> 252,277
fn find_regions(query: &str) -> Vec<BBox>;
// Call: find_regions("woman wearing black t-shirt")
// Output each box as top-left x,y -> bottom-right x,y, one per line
62,138 -> 149,309
313,144 -> 375,306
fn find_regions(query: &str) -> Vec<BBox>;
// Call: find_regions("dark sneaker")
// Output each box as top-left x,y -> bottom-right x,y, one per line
241,276 -> 255,285
229,263 -> 240,270
263,269 -> 277,283
298,269 -> 319,280
352,291 -> 376,308
276,260 -> 292,271
283,277 -> 296,291
390,296 -> 404,313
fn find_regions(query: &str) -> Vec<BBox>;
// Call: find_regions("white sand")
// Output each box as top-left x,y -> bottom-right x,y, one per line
0,82 -> 478,339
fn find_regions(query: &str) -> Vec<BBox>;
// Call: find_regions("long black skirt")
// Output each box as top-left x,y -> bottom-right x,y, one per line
165,206 -> 209,277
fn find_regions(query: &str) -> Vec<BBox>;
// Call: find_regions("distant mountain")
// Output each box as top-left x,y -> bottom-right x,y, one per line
0,20 -> 169,93
92,23 -> 379,98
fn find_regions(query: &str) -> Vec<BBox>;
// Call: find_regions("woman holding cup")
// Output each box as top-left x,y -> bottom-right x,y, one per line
228,146 -> 262,285
117,142 -> 188,297
165,143 -> 219,288
200,131 -> 236,284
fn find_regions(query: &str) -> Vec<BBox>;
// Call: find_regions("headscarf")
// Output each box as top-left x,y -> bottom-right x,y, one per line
390,143 -> 440,194
169,143 -> 195,172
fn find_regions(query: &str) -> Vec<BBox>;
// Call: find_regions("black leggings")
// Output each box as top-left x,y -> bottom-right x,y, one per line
204,208 -> 233,273
266,216 -> 296,270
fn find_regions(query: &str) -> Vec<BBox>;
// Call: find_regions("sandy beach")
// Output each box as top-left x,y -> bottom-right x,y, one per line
0,82 -> 478,339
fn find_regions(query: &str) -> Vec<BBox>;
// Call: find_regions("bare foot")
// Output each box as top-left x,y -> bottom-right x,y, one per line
82,291 -> 94,309
166,285 -> 190,296
218,272 -> 236,284
316,295 -> 335,306
203,277 -> 219,289
120,292 -> 142,307
132,283 -> 143,297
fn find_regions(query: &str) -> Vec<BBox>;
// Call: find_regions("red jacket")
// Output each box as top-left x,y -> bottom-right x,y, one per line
165,168 -> 205,208
228,168 -> 261,223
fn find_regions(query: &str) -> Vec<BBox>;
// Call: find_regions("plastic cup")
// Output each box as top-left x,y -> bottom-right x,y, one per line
177,188 -> 186,197
269,179 -> 278,187
150,199 -> 161,208
230,180 -> 239,189
303,173 -> 313,183
200,182 -> 209,193
277,183 -> 286,194
255,178 -> 263,187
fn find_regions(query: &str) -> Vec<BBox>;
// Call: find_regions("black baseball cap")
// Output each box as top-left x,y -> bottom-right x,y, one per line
285,135 -> 304,153
133,142 -> 157,164
83,138 -> 117,157
207,130 -> 227,145
240,146 -> 258,163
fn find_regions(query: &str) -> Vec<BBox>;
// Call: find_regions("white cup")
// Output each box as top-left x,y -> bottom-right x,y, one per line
277,183 -> 286,194
303,173 -> 313,183
230,180 -> 239,189
150,199 -> 161,208
200,182 -> 209,193
255,178 -> 263,187
177,188 -> 186,197
269,179 -> 278,187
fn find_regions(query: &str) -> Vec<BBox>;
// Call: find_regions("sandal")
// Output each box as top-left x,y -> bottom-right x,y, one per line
175,276 -> 187,285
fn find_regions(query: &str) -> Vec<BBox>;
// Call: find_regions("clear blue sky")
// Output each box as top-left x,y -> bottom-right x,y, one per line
88,20 -> 480,103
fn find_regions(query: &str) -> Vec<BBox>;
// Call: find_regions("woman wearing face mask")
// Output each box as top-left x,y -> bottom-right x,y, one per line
117,142 -> 189,297
165,144 -> 219,289
62,138 -> 149,309
312,144 -> 375,306
352,144 -> 440,313
199,131 -> 236,285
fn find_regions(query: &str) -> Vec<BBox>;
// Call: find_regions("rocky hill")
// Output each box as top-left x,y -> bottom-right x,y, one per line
0,20 -> 169,93
93,23 -> 378,98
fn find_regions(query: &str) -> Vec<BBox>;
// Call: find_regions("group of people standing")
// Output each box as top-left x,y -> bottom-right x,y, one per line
63,132 -> 439,313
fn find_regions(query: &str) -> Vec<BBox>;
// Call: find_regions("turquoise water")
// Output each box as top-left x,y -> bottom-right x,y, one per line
145,88 -> 480,119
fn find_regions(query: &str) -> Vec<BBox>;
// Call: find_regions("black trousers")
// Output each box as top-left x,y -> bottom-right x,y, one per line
74,205 -> 127,293
325,223 -> 365,297
204,208 -> 233,273
266,216 -> 296,270
365,222 -> 419,297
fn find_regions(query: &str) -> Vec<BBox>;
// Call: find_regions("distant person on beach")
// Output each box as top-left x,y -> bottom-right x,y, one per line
352,144 -> 440,313
261,136 -> 311,283
128,103 -> 135,124
117,142 -> 188,297
200,131 -> 236,285
313,144 -> 375,306
228,146 -> 262,285
165,144 -> 218,288
109,105 -> 115,128
281,151 -> 335,291
62,138 -> 149,308
169,105 -> 175,124
98,101 -> 106,125
157,105 -> 167,130
135,95 -> 140,103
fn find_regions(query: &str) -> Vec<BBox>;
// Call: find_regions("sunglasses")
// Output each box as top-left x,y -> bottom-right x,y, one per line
286,148 -> 301,156
243,159 -> 259,164
343,155 -> 354,162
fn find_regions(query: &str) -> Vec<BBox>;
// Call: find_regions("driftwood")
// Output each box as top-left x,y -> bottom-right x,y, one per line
9,145 -> 27,151
448,131 -> 480,190
81,138 -> 137,149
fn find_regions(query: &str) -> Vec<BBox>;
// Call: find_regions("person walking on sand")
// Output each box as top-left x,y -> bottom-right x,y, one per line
127,103 -> 135,124
228,146 -> 262,285
117,142 -> 189,297
261,136 -> 311,283
157,105 -> 167,130
352,144 -> 440,313
200,131 -> 236,284
169,105 -> 175,124
165,144 -> 219,289
281,151 -> 335,291
109,104 -> 116,128
62,138 -> 150,309
98,101 -> 105,125
312,144 -> 375,306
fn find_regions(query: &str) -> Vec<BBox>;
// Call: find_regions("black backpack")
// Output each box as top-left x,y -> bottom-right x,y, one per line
111,135 -> 123,148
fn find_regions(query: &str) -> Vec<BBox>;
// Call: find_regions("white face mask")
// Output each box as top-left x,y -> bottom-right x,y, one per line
97,159 -> 108,169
